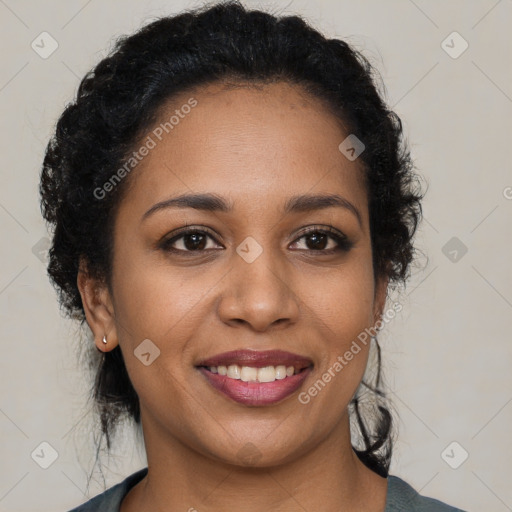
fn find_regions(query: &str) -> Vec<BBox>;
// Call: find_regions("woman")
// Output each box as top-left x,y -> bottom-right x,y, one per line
39,2 -> 465,510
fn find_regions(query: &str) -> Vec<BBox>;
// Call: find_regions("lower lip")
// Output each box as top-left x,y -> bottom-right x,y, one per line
198,367 -> 312,406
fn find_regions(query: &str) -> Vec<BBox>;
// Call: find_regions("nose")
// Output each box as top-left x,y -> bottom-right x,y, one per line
216,246 -> 300,332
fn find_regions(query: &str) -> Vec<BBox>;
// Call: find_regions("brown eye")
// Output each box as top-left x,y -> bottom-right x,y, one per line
304,232 -> 329,250
290,227 -> 353,253
182,232 -> 207,250
161,229 -> 222,253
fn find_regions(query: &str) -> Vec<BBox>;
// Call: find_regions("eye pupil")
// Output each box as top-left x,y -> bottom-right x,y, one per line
306,232 -> 327,250
184,233 -> 206,250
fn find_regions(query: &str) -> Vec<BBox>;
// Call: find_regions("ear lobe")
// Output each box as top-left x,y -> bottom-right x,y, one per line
77,257 -> 118,352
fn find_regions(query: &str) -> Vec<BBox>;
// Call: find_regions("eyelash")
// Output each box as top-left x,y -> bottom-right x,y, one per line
160,225 -> 353,255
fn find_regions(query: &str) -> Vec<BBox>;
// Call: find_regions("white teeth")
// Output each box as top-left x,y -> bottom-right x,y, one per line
208,364 -> 300,382
275,365 -> 287,380
258,366 -> 277,383
227,364 -> 241,379
240,366 -> 258,382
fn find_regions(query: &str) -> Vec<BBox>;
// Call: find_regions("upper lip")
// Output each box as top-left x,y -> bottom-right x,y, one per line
196,349 -> 313,370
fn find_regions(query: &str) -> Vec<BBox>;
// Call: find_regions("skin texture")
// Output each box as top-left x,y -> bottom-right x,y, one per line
78,81 -> 389,511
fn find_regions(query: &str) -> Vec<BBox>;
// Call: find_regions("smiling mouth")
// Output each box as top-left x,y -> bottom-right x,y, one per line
197,364 -> 313,406
195,349 -> 314,406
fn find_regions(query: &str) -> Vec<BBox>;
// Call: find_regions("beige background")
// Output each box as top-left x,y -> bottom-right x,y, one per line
1,0 -> 511,510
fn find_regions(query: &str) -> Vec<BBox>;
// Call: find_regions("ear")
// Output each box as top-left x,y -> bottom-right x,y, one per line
77,257 -> 119,352
372,273 -> 389,328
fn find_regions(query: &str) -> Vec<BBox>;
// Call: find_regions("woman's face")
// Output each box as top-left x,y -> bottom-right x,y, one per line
98,81 -> 387,466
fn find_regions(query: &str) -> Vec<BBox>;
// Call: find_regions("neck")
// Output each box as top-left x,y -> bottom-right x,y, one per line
122,410 -> 388,512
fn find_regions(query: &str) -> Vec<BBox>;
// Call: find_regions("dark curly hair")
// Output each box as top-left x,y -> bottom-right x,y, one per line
39,0 -> 423,481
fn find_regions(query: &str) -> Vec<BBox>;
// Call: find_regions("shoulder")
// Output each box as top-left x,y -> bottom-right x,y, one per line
385,475 -> 466,512
66,467 -> 148,512
66,468 -> 465,512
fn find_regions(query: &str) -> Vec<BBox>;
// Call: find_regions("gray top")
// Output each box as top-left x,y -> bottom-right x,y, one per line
67,467 -> 466,511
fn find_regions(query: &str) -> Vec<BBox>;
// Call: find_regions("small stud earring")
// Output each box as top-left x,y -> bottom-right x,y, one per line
102,335 -> 108,345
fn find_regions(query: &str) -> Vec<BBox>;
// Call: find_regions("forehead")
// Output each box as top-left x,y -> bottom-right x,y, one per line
118,80 -> 368,221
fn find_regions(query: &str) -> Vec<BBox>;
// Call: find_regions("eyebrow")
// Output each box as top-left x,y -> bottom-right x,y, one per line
142,192 -> 362,226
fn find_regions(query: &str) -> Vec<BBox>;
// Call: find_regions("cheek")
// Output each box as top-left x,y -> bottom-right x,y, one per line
299,254 -> 376,345
295,258 -> 376,428
110,253 -> 213,420
111,248 -> 212,339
